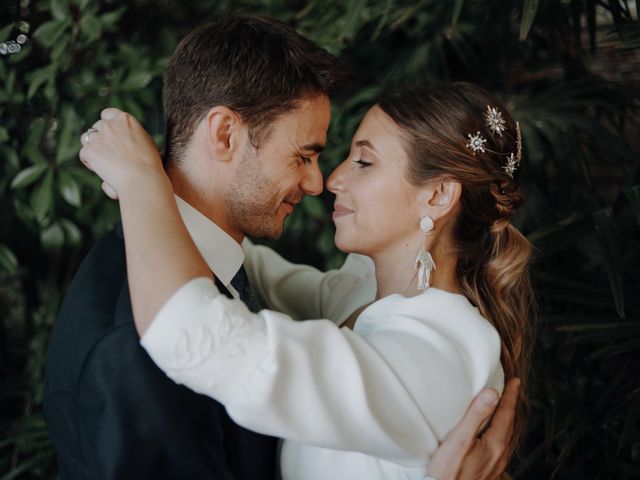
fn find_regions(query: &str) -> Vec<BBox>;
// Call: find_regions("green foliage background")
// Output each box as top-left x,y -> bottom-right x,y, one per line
1,0 -> 638,478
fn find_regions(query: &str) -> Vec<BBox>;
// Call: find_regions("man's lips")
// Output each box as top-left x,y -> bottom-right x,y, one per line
332,203 -> 354,219
281,199 -> 299,214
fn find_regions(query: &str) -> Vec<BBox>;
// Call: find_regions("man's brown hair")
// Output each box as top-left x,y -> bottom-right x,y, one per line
162,15 -> 350,164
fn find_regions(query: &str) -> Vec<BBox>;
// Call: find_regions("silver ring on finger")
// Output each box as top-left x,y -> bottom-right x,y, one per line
83,126 -> 99,145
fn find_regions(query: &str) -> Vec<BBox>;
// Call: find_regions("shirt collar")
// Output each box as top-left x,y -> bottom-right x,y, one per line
175,195 -> 244,288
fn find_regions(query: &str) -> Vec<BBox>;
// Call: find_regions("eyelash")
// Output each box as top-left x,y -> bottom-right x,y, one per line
355,159 -> 372,168
299,155 -> 312,165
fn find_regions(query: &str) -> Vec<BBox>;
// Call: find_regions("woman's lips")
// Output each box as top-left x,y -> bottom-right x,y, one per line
332,203 -> 354,220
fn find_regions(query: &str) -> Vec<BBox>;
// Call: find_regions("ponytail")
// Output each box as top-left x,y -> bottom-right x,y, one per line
458,221 -> 534,454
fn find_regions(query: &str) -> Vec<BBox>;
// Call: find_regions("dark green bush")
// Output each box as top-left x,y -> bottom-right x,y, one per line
1,1 -> 638,478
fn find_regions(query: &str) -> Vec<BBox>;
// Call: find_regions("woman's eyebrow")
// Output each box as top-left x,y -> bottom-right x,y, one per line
355,139 -> 377,152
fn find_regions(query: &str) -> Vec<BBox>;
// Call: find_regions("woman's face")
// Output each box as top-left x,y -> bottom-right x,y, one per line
327,106 -> 424,257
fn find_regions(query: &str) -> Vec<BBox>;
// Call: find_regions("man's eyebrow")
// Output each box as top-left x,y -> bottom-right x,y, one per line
355,139 -> 377,152
300,143 -> 325,153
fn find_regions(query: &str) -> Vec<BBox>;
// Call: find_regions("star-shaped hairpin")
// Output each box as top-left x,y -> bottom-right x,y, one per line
466,132 -> 487,154
485,105 -> 506,137
503,153 -> 518,178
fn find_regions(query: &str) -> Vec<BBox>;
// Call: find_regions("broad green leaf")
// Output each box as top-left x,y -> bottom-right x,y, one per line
519,0 -> 540,41
5,69 -> 16,96
33,19 -> 70,49
41,221 -> 65,250
58,170 -> 81,206
44,77 -> 57,102
55,106 -> 80,165
0,125 -> 8,143
80,14 -> 101,42
51,0 -> 69,21
11,164 -> 48,189
50,34 -> 71,62
593,208 -> 625,318
452,0 -> 464,25
26,65 -> 54,99
24,146 -> 47,166
12,196 -> 37,226
77,0 -> 95,10
122,97 -> 144,122
0,145 -> 19,169
31,170 -> 55,223
60,218 -> 82,245
120,70 -> 153,91
101,7 -> 126,30
68,165 -> 100,186
0,243 -> 18,274
24,118 -> 48,153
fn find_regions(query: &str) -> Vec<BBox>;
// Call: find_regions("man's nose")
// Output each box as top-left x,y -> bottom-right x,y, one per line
300,162 -> 324,196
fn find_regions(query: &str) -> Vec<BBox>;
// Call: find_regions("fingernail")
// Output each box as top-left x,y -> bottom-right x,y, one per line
480,390 -> 499,405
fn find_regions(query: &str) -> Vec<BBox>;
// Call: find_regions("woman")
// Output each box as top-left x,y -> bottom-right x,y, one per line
80,83 -> 533,479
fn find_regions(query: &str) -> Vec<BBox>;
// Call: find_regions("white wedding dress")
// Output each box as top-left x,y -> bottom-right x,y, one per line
140,241 -> 504,479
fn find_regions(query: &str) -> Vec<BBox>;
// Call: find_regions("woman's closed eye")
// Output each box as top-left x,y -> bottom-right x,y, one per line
354,159 -> 372,168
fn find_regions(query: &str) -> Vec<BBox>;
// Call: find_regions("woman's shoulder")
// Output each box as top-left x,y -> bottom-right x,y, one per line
357,288 -> 501,355
355,288 -> 504,414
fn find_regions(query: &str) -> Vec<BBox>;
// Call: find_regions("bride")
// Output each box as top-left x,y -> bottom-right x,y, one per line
79,82 -> 533,479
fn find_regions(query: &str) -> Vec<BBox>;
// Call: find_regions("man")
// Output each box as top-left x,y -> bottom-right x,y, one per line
45,15 -> 517,480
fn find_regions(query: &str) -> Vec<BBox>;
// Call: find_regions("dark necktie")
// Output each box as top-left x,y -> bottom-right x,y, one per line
230,265 -> 260,313
218,265 -> 276,480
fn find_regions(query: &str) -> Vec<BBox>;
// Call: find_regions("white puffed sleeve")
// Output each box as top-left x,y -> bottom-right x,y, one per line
242,239 -> 376,324
141,278 -> 503,466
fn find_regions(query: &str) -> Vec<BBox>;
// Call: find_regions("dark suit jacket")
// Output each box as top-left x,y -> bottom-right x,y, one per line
44,227 -> 277,479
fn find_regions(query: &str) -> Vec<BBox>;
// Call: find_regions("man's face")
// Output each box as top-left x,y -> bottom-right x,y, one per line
226,95 -> 331,239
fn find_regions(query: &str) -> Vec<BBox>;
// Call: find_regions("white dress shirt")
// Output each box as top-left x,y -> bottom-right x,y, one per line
141,240 -> 504,480
175,196 -> 243,299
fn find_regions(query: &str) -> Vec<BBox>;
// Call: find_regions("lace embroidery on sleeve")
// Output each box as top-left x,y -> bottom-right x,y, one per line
159,297 -> 266,388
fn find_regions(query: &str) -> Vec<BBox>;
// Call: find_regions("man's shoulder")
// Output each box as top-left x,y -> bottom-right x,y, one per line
45,226 -> 131,395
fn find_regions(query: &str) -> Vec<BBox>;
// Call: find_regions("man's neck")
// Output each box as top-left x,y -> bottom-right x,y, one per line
167,165 -> 245,244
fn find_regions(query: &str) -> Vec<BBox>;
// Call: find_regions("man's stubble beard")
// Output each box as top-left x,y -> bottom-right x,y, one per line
226,148 -> 289,240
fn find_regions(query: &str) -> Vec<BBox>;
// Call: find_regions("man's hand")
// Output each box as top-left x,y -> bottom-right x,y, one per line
425,378 -> 520,480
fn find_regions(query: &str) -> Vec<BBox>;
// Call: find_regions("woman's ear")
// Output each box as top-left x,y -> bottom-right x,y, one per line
421,178 -> 462,221
205,106 -> 244,162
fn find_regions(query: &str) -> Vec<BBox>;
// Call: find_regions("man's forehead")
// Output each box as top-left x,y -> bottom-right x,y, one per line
261,95 -> 330,150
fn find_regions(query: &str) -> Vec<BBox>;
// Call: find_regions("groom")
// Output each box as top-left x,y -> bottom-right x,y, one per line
45,15 -> 516,480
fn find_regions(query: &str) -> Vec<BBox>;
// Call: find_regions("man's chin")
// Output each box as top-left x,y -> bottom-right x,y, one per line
243,220 -> 284,241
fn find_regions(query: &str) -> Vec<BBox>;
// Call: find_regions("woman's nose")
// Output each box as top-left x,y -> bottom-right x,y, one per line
326,159 -> 348,194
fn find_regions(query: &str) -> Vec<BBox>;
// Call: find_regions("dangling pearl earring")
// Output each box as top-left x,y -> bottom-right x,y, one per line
415,216 -> 436,291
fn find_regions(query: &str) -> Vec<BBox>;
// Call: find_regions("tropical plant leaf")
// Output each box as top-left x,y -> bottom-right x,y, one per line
452,0 -> 464,24
57,170 -> 81,207
31,170 -> 55,224
0,243 -> 18,274
593,207 -> 625,318
10,164 -> 48,190
519,0 -> 540,41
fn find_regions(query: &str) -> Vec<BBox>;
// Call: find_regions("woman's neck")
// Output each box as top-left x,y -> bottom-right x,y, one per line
372,238 -> 461,300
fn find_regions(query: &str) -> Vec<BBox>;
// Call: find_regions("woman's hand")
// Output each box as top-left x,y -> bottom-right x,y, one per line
79,108 -> 167,199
